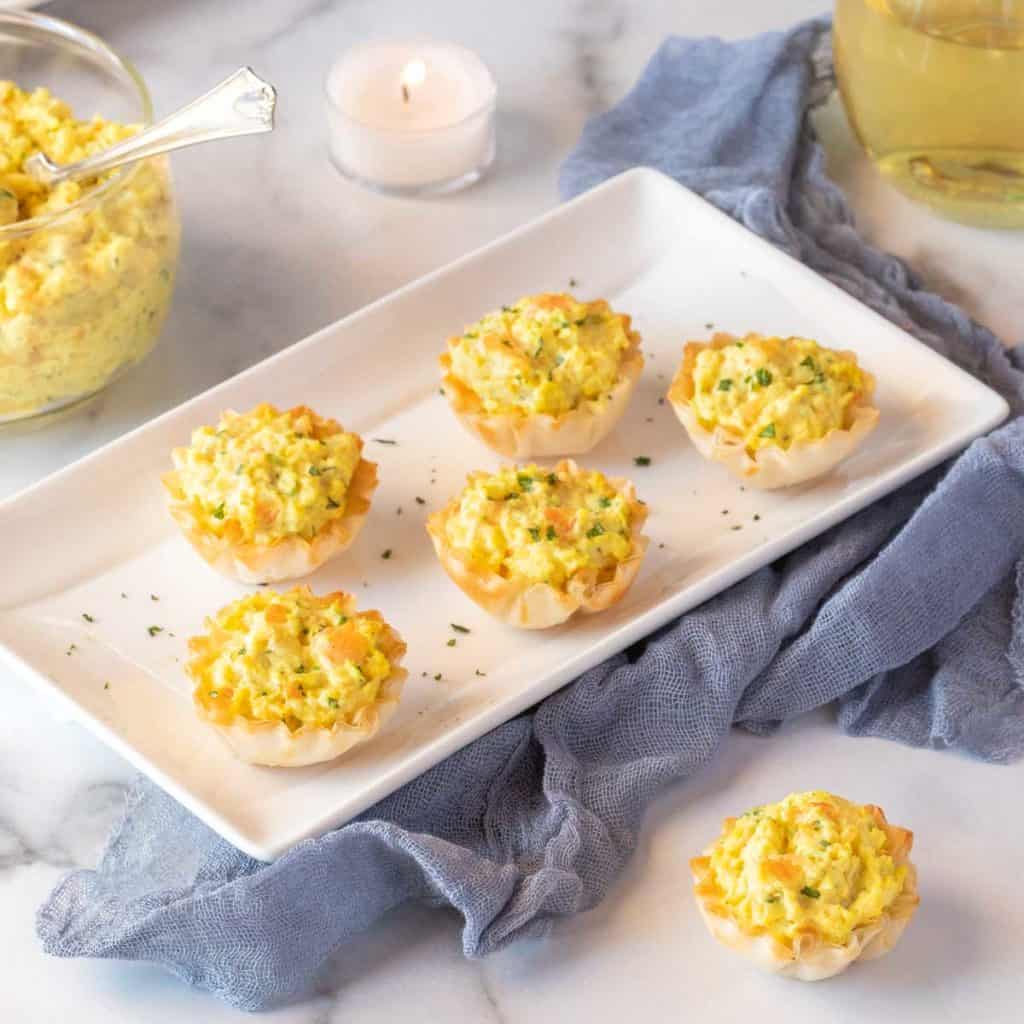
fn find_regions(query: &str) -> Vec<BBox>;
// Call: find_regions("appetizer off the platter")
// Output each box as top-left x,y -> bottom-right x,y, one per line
690,790 -> 918,980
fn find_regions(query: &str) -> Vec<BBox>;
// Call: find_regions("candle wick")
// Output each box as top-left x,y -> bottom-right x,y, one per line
401,83 -> 410,103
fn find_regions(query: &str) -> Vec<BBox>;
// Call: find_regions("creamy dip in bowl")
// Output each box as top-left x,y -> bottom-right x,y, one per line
0,11 -> 180,427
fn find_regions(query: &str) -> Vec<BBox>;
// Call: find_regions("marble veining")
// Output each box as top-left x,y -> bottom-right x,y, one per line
1,1 -> 1022,1021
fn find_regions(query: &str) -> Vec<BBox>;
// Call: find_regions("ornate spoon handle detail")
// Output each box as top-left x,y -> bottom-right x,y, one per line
24,66 -> 276,186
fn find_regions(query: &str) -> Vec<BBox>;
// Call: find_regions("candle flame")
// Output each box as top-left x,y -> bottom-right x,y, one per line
399,59 -> 427,103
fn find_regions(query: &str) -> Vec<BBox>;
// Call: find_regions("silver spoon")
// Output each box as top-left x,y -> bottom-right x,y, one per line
23,66 -> 277,187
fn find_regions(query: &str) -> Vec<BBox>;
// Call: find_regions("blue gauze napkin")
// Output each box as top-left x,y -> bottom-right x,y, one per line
37,17 -> 1024,1011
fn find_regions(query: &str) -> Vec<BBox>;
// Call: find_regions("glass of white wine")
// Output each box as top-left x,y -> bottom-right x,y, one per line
834,0 -> 1024,227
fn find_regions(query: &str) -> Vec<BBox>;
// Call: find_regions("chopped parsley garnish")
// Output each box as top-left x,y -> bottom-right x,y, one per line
373,438 -> 398,445
800,356 -> 816,371
598,496 -> 613,509
517,474 -> 534,491
208,690 -> 219,698
150,594 -> 159,602
212,502 -> 226,520
634,456 -> 651,467
381,549 -> 392,560
758,423 -> 776,439
586,524 -> 606,539
753,513 -> 761,522
475,669 -> 487,677
547,473 -> 558,485
327,498 -> 340,509
813,820 -> 822,830
103,682 -> 110,691
764,893 -> 781,904
434,673 -> 442,681
82,613 -> 95,623
415,496 -> 426,505
755,367 -> 773,387
546,525 -> 557,541
534,341 -> 544,359
800,886 -> 821,899
308,465 -> 324,476
326,697 -> 339,708
147,626 -> 163,637
528,527 -> 541,542
66,644 -> 77,656
735,340 -> 745,348
295,664 -> 307,674
569,277 -> 578,287
337,613 -> 349,625
717,378 -> 733,391
819,840 -> 832,849
451,623 -> 471,634
447,638 -> 457,647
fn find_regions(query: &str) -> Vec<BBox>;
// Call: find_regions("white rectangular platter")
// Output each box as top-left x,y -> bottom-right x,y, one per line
0,168 -> 1008,861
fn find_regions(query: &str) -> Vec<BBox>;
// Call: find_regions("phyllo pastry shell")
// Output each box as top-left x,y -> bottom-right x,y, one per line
690,790 -> 919,981
668,332 -> 878,489
426,459 -> 648,629
187,587 -> 407,767
163,403 -> 377,584
440,293 -> 643,458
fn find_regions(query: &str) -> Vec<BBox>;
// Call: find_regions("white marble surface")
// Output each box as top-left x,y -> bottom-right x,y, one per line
1,0 -> 1022,1021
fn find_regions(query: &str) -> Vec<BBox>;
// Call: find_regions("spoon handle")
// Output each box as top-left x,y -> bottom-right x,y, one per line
25,66 -> 276,186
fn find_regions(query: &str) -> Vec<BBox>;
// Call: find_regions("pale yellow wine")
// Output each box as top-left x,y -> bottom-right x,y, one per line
834,0 -> 1024,226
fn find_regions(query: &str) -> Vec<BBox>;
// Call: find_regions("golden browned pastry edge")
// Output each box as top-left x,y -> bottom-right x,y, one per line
689,806 -> 919,981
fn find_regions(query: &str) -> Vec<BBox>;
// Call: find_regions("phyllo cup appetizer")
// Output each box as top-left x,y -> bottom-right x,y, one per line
427,460 -> 648,629
187,587 -> 407,767
667,333 -> 878,489
440,293 -> 643,457
690,790 -> 919,981
163,403 -> 378,583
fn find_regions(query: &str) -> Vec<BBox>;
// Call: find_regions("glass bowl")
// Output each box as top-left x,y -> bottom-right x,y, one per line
0,10 -> 181,429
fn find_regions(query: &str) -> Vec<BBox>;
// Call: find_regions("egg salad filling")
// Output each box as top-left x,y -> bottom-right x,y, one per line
174,404 -> 363,544
0,81 -> 179,420
690,335 -> 868,453
444,464 -> 635,587
446,293 -> 635,416
189,589 -> 396,731
704,791 -> 909,948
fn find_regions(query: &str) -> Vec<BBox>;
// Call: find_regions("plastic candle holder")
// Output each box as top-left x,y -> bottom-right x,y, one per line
325,40 -> 497,196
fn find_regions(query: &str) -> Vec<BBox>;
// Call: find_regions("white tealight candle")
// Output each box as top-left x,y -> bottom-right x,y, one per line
326,40 -> 497,195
